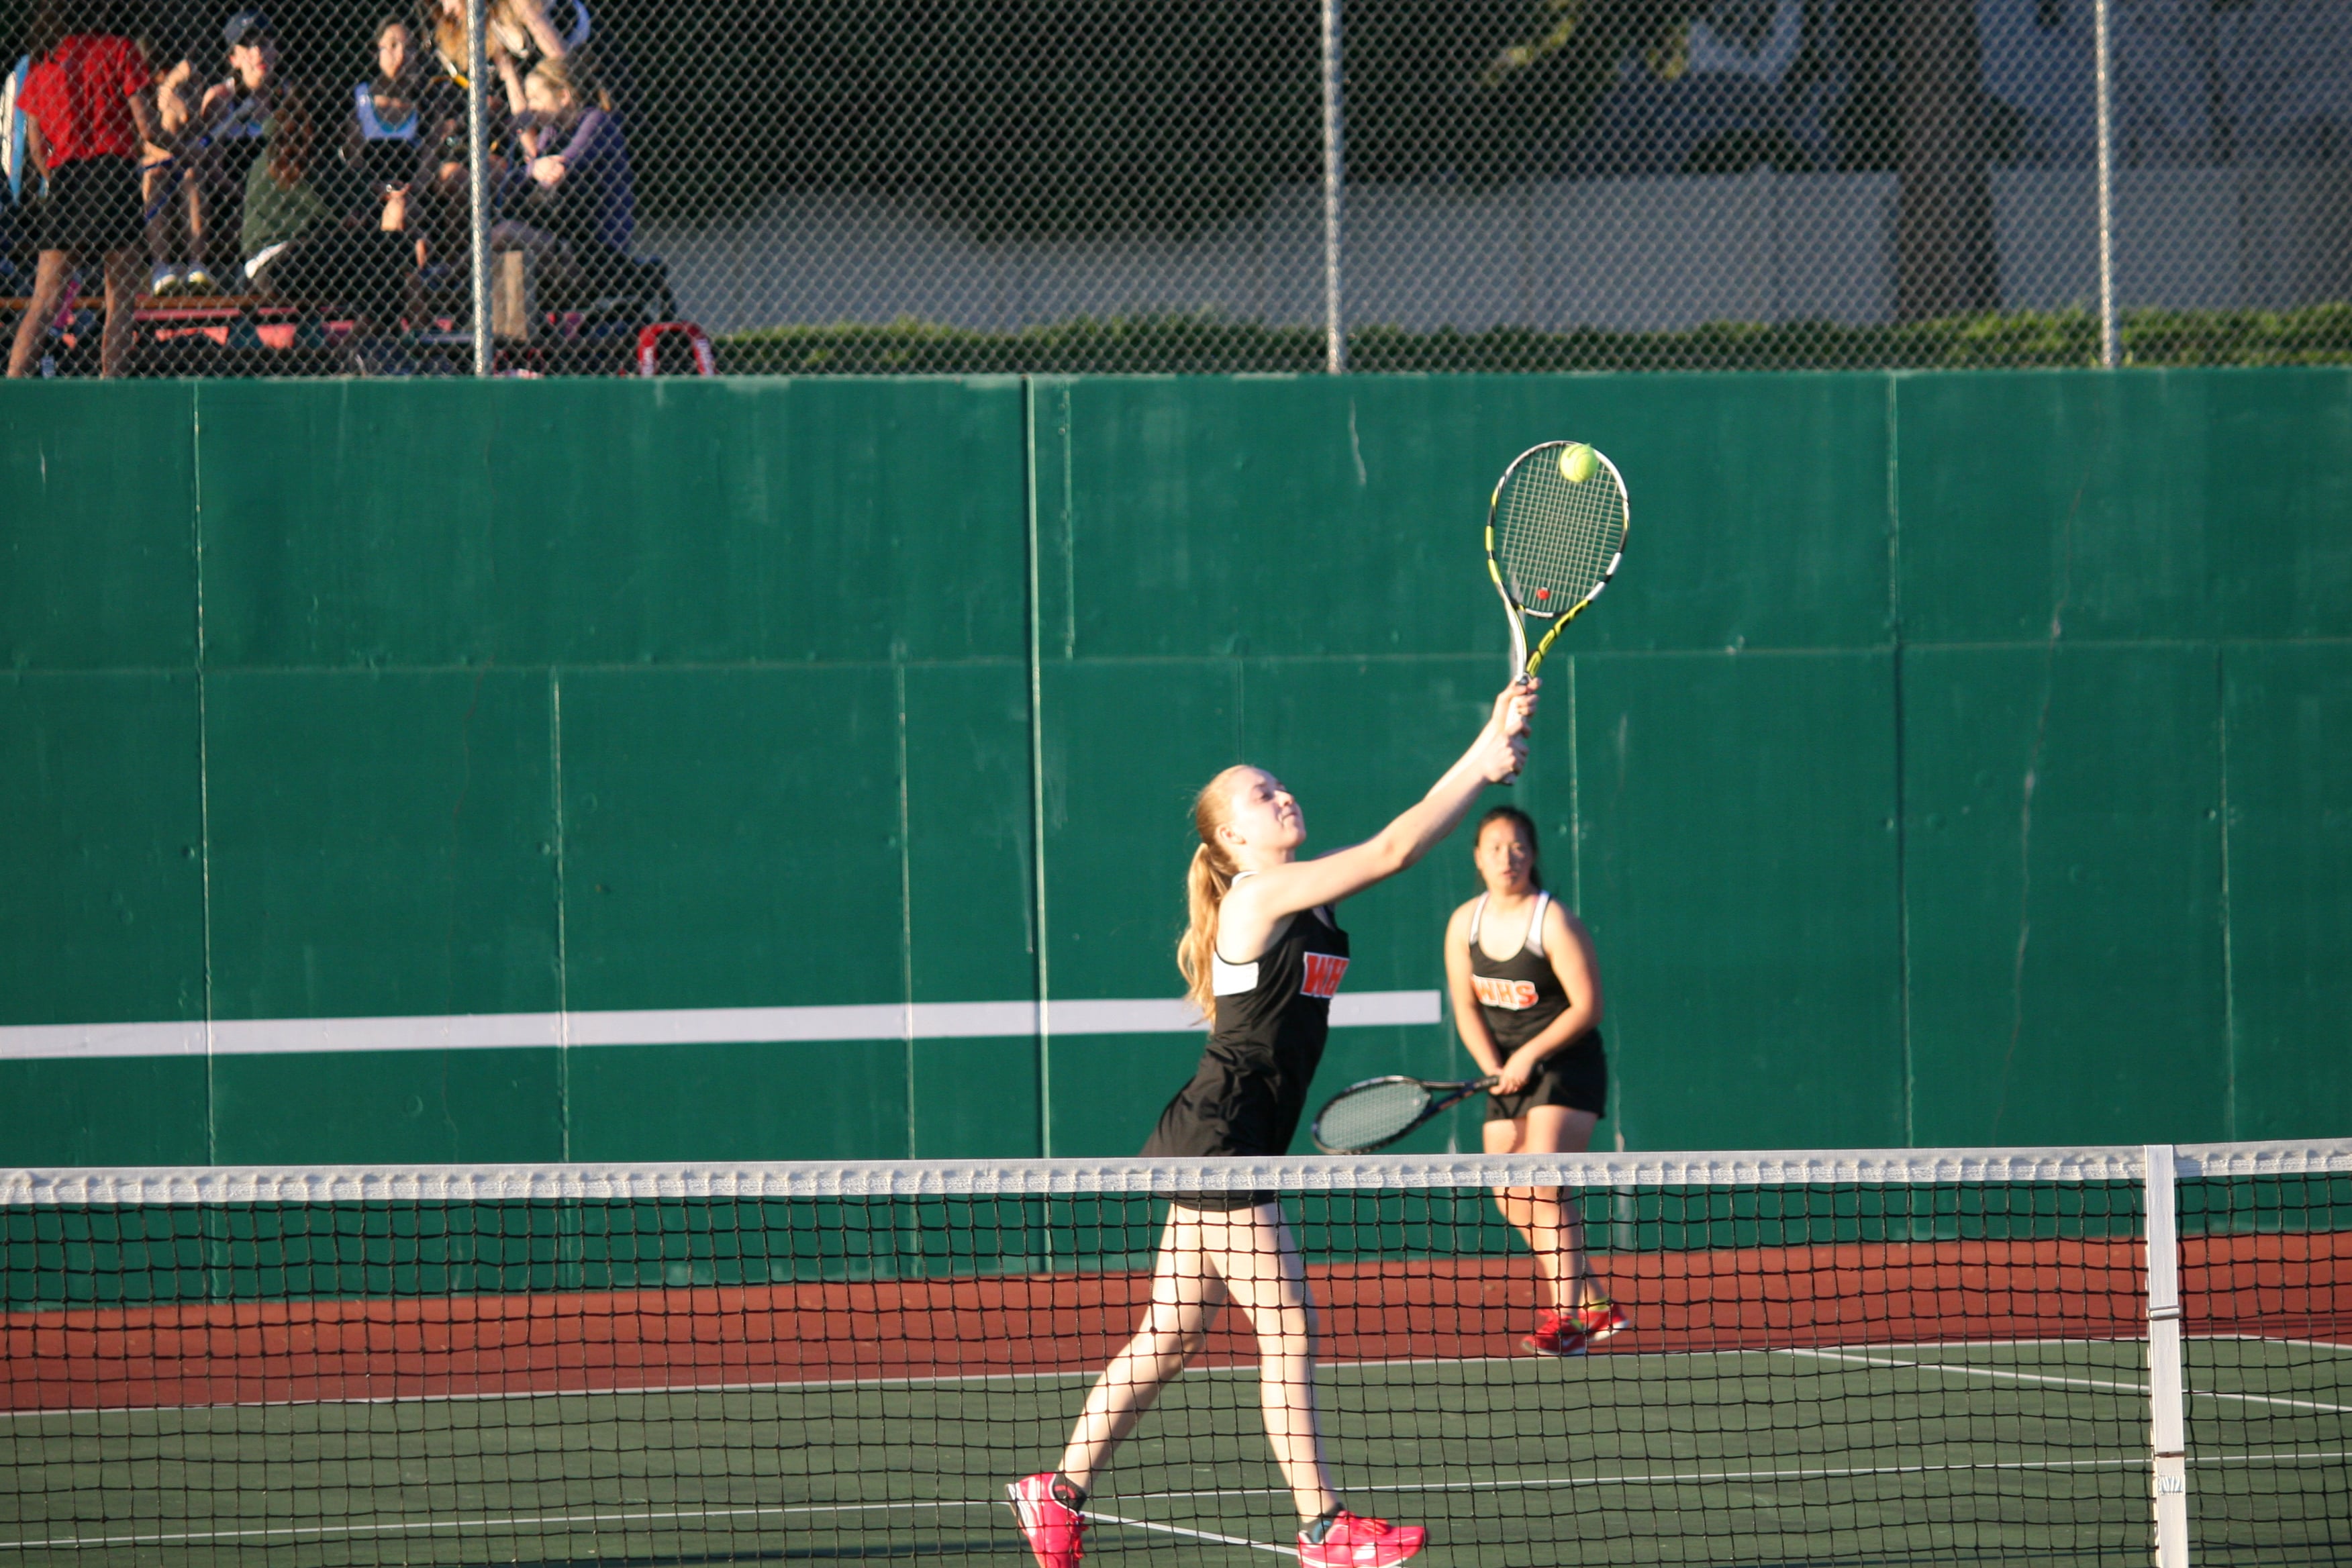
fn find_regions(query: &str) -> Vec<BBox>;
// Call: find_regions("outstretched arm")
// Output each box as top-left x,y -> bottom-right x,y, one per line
1220,683 -> 1534,961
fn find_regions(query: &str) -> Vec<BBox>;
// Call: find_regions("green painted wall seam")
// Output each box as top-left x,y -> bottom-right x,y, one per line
191,380 -> 218,1164
550,669 -> 571,1161
1023,377 -> 1053,1158
895,660 -> 916,1157
1887,373 -> 1914,1146
1057,386 -> 1075,660
2216,646 -> 2236,1141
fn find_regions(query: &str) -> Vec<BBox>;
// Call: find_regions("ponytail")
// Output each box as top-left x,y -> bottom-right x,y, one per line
1175,768 -> 1248,1020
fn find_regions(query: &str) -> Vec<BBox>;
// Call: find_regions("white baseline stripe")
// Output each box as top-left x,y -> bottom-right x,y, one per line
0,991 -> 1442,1061
28,1451 -> 2351,1553
1088,1510 -> 1291,1557
1782,1348 -> 2352,1414
1780,1348 -> 2151,1398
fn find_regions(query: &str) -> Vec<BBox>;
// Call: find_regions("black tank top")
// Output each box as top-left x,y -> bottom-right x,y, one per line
1467,891 -> 1581,1053
1142,897 -> 1351,1159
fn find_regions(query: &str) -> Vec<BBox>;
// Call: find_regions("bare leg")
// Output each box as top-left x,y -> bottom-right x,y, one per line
1057,1202 -> 1339,1522
101,246 -> 144,378
1056,1212 -> 1226,1492
1203,1204 -> 1339,1520
8,250 -> 74,377
1485,1106 -> 1600,1309
144,163 -> 175,273
184,173 -> 209,277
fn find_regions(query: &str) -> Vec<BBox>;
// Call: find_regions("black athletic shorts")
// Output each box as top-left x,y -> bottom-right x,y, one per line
35,156 -> 143,255
1166,1189 -> 1278,1214
1486,1035 -> 1608,1120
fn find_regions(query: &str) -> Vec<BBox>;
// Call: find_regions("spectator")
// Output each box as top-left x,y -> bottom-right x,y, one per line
139,32 -> 210,293
238,79 -> 407,332
3,52 -> 32,293
428,0 -> 586,89
7,0 -> 167,378
491,54 -> 633,298
346,17 -> 449,252
185,8 -> 276,281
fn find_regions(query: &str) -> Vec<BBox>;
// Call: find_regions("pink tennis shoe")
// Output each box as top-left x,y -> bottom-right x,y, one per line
1297,1510 -> 1427,1567
1007,1473 -> 1085,1568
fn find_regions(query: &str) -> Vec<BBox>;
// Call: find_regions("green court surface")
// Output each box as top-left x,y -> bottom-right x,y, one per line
5,1337 -> 2345,1567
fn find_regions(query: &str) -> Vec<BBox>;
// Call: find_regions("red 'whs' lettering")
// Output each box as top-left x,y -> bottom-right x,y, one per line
1473,975 -> 1538,1010
1300,953 -> 1349,1000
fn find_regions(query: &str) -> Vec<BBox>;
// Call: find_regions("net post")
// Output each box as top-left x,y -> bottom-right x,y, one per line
1318,0 -> 1346,374
466,0 -> 491,378
2143,1142 -> 2191,1568
2092,0 -> 2118,369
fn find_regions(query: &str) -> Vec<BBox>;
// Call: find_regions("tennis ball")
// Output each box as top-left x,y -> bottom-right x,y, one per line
1558,443 -> 1597,484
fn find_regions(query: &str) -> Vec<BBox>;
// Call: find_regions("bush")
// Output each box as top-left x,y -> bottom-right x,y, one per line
718,305 -> 2352,375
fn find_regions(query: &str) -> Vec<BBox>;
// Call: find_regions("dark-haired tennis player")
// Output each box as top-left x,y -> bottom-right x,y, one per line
1010,681 -> 1536,1568
1443,804 -> 1626,1357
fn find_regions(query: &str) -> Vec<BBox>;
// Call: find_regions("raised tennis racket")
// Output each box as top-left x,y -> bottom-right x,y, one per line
1311,1074 -> 1498,1155
1485,440 -> 1628,682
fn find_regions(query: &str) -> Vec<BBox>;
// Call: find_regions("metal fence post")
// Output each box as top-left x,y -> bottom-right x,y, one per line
2144,1143 -> 2191,1567
467,0 -> 492,377
2094,0 -> 2118,368
1320,0 -> 1346,374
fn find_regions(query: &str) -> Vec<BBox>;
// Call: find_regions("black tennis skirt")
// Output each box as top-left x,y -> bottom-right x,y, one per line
34,156 -> 144,255
1485,1034 -> 1608,1120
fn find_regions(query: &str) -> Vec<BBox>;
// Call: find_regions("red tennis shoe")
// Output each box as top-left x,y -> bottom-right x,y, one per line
1007,1473 -> 1085,1568
1567,1298 -> 1630,1342
1520,1309 -> 1590,1357
1297,1510 -> 1426,1568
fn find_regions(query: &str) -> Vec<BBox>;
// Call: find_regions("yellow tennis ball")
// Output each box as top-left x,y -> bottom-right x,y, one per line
1558,443 -> 1597,484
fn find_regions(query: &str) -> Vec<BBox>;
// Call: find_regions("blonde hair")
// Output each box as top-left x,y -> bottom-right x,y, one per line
1175,767 -> 1251,1019
524,56 -> 574,105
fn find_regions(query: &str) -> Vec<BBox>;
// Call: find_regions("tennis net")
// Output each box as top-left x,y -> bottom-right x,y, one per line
3,1141 -> 2347,1567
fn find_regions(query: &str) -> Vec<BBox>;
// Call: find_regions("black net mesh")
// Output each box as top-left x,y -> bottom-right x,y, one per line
3,0 -> 2347,375
5,1146 -> 2345,1565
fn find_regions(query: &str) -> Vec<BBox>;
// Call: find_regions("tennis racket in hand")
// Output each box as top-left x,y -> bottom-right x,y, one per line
1312,1074 -> 1498,1154
1485,440 -> 1628,683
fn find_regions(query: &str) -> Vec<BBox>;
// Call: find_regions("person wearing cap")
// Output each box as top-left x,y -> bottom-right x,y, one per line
199,9 -> 276,130
183,5 -> 274,261
7,0 -> 170,377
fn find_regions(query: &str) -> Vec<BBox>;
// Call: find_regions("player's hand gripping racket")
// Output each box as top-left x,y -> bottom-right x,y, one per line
1486,441 -> 1628,683
1312,1075 -> 1498,1154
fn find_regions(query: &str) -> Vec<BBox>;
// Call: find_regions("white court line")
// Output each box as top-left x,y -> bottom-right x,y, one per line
0,1342 -> 2010,1420
1,1333 -> 2333,1420
2203,1332 -> 2352,1355
2190,1387 -> 2352,1414
0,1496 -> 1284,1557
1780,1346 -> 2352,1414
0,993 -> 1441,1061
0,1500 -> 985,1553
13,1450 -> 2351,1554
1087,1509 -> 1290,1557
1132,1447 -> 2352,1506
1778,1347 -> 2151,1398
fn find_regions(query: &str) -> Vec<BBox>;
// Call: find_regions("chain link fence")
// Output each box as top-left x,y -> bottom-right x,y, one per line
4,0 -> 2347,375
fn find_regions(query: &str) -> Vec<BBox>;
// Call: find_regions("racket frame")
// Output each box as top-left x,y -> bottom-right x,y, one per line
1310,1073 -> 1499,1155
1484,442 -> 1629,682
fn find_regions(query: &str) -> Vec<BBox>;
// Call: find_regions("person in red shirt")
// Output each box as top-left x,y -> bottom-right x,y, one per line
7,0 -> 166,377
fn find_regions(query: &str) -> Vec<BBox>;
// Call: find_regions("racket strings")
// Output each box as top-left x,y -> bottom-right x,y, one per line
1314,1081 -> 1434,1152
1495,458 -> 1626,614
